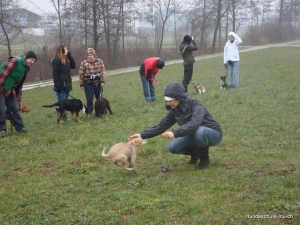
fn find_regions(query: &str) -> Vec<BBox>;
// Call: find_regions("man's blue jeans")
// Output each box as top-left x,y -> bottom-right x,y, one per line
168,126 -> 222,154
140,73 -> 156,101
56,90 -> 69,102
0,93 -> 25,131
84,82 -> 102,113
228,61 -> 240,87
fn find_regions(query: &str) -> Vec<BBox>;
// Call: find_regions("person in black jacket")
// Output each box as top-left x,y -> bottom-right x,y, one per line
179,35 -> 198,92
52,45 -> 76,122
128,82 -> 222,170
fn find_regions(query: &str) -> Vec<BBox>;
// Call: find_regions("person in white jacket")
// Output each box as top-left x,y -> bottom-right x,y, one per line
223,32 -> 242,87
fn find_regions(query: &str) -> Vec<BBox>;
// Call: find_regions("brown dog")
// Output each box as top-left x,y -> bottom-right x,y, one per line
102,137 -> 147,172
6,102 -> 30,131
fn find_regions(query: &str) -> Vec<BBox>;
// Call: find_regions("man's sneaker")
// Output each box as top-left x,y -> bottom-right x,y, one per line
17,128 -> 30,133
0,131 -> 7,137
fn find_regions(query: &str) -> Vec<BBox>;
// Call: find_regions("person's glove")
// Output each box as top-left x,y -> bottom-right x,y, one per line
67,52 -> 72,59
224,63 -> 228,69
53,86 -> 62,92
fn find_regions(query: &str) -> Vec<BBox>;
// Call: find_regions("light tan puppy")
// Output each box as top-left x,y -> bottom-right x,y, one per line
102,137 -> 147,172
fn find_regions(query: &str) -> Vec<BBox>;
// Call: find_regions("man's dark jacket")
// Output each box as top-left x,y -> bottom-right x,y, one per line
140,82 -> 222,139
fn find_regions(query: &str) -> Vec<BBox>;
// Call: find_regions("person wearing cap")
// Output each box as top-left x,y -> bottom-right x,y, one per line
0,51 -> 37,137
78,48 -> 106,116
128,82 -> 222,170
179,35 -> 198,92
139,57 -> 165,102
52,45 -> 76,122
223,31 -> 242,88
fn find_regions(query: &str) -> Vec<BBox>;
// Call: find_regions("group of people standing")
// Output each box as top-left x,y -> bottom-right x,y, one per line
52,46 -> 106,121
0,32 -> 242,171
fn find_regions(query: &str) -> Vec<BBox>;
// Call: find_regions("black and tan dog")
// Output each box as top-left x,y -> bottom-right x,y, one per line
94,97 -> 113,117
43,99 -> 89,124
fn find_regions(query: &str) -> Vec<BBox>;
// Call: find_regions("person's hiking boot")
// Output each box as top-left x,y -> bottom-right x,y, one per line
185,149 -> 198,164
0,130 -> 7,137
196,146 -> 210,170
17,128 -> 30,133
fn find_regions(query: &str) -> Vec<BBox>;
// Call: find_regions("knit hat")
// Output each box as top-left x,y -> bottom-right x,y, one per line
86,48 -> 96,58
183,35 -> 192,44
156,59 -> 165,69
25,51 -> 37,61
164,96 -> 174,101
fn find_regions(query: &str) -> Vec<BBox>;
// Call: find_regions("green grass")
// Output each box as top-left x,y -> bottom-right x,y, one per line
0,46 -> 299,225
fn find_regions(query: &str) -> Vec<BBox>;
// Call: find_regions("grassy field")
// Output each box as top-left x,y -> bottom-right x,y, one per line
0,46 -> 299,225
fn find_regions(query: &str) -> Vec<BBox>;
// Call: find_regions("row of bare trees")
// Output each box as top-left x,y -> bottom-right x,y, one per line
1,0 -> 300,80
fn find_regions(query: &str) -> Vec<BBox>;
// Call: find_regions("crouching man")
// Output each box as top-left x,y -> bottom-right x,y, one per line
128,82 -> 222,170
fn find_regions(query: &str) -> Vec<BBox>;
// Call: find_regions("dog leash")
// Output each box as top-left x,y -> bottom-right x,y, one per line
99,87 -> 103,99
154,78 -> 166,88
127,142 -> 136,161
68,94 -> 77,99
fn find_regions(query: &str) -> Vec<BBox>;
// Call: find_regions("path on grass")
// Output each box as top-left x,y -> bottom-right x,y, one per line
23,40 -> 300,91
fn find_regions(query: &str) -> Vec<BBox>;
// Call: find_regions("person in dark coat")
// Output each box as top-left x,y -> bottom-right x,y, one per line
179,35 -> 198,92
128,82 -> 222,170
52,45 -> 76,122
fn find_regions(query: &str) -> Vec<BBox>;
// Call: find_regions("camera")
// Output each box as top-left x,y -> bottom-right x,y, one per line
228,60 -> 233,65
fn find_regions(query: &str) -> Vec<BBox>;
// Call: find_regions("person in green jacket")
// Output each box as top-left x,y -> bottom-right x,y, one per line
179,35 -> 198,92
0,51 -> 37,137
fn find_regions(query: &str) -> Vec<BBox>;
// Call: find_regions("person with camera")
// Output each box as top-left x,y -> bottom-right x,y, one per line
52,45 -> 76,122
78,48 -> 106,116
179,35 -> 198,93
223,32 -> 242,88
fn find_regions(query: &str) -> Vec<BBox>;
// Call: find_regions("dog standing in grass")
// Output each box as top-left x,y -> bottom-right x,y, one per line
42,99 -> 89,124
102,137 -> 147,172
94,97 -> 113,117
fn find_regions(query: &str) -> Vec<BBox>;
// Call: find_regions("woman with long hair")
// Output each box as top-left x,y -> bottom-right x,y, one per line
52,45 -> 76,122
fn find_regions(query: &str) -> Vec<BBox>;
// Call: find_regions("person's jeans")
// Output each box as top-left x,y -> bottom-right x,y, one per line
0,93 -> 24,131
140,73 -> 156,101
84,82 -> 102,113
182,63 -> 193,92
228,61 -> 239,87
56,90 -> 69,102
168,126 -> 222,154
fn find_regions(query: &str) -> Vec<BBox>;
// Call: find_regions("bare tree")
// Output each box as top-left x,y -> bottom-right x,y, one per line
211,0 -> 228,53
49,0 -> 67,45
0,0 -> 21,56
144,0 -> 181,57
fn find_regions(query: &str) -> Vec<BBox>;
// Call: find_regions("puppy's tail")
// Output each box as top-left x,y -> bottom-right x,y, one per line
42,103 -> 58,108
102,147 -> 109,157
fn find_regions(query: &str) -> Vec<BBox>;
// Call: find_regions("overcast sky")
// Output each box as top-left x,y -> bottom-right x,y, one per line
21,0 -> 56,14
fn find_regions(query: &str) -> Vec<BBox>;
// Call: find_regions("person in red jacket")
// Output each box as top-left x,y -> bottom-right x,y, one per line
139,57 -> 165,102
